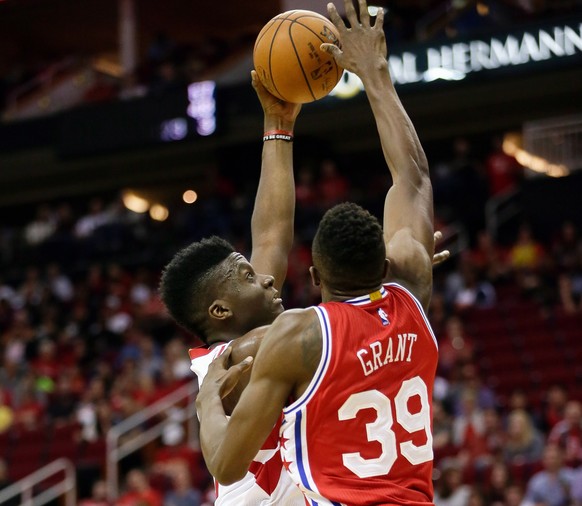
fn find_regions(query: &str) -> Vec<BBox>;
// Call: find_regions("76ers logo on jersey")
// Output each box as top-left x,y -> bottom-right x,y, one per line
377,308 -> 390,326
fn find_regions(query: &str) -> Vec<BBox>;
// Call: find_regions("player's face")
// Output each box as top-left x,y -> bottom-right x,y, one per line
221,253 -> 284,332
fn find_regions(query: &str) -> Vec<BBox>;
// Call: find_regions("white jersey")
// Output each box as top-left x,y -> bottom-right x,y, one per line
190,346 -> 305,506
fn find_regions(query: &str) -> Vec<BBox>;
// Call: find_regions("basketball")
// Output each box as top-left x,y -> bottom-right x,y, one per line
253,10 -> 343,104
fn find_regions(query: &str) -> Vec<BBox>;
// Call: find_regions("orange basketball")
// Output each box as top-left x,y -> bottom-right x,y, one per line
253,10 -> 343,104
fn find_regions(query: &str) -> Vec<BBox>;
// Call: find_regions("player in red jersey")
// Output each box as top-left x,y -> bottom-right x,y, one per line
196,0 -> 438,504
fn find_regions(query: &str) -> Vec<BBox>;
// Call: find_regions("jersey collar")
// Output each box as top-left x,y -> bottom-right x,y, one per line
343,286 -> 388,306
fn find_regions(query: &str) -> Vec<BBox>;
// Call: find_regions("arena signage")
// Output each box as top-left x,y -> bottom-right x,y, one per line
331,19 -> 582,97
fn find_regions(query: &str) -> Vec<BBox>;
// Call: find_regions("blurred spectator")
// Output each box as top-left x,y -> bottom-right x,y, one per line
47,374 -> 78,426
75,198 -> 112,239
540,384 -> 569,433
502,409 -> 545,465
163,464 -> 202,506
0,389 -> 13,434
24,205 -> 56,246
482,461 -> 513,505
79,479 -> 112,506
438,316 -> 475,378
31,339 -> 61,380
504,484 -> 525,506
152,423 -> 209,491
552,221 -> 581,274
508,223 -> 545,295
485,135 -> 523,197
433,137 -> 488,237
521,444 -> 575,506
558,247 -> 582,314
572,466 -> 582,505
317,159 -> 350,208
12,383 -> 44,430
433,399 -> 455,462
76,378 -> 107,442
548,400 -> 582,468
452,389 -> 488,470
434,459 -> 472,506
117,469 -> 162,506
46,263 -> 74,303
469,230 -> 510,283
445,256 -> 496,312
481,407 -> 505,463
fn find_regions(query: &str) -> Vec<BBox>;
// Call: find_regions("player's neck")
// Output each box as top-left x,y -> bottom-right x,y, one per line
323,283 -> 384,303
206,330 -> 238,348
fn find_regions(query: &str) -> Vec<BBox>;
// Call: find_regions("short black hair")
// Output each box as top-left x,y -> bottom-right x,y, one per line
312,202 -> 386,290
159,236 -> 234,343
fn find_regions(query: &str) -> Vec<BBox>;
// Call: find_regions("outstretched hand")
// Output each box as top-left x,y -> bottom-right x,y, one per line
251,70 -> 301,126
320,0 -> 388,76
197,348 -> 254,408
433,231 -> 450,266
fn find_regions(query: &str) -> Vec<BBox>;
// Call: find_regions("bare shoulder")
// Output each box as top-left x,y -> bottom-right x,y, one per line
229,325 -> 270,366
257,309 -> 322,388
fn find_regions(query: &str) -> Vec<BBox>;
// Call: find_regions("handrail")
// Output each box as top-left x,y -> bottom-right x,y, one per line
106,379 -> 199,500
5,57 -> 79,109
0,458 -> 76,506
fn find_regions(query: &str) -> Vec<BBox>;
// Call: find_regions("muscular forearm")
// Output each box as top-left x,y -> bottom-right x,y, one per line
252,116 -> 295,241
250,115 -> 295,288
198,393 -> 247,485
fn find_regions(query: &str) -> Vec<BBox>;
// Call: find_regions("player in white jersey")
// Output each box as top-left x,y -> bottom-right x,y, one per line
190,341 -> 304,505
160,71 -> 306,505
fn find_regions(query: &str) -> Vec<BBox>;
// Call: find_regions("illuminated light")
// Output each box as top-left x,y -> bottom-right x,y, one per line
38,96 -> 51,109
150,204 -> 169,221
502,134 -> 569,178
183,190 -> 198,204
476,2 -> 489,16
188,81 -> 216,136
422,68 -> 466,82
329,71 -> 364,99
160,118 -> 188,142
122,190 -> 149,213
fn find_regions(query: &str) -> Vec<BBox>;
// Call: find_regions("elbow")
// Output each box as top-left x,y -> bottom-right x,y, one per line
211,459 -> 247,486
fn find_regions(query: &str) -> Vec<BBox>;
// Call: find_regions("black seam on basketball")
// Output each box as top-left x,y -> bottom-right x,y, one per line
268,12 -> 295,102
290,16 -> 338,45
255,20 -> 273,47
287,20 -> 317,102
289,16 -> 340,96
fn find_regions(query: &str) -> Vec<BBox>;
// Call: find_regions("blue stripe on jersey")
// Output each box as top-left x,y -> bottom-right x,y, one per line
385,282 -> 439,350
294,410 -> 311,492
285,307 -> 330,414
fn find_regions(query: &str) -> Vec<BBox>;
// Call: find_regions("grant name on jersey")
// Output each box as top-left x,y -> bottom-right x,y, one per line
357,333 -> 418,376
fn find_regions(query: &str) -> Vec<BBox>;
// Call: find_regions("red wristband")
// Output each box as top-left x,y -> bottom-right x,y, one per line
263,130 -> 294,142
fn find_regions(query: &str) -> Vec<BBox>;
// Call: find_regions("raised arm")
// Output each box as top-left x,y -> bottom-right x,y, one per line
250,71 -> 302,292
323,0 -> 434,310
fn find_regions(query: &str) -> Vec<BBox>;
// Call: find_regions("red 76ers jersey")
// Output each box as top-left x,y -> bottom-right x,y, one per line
280,283 -> 438,506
